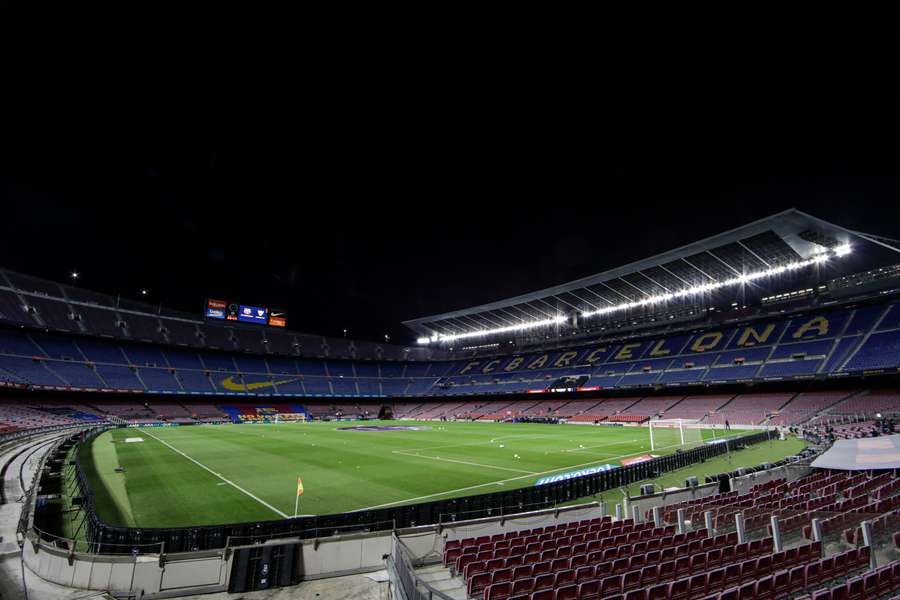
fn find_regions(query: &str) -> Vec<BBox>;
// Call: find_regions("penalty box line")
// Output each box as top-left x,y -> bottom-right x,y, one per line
140,428 -> 289,519
392,450 -> 536,475
356,439 -> 691,511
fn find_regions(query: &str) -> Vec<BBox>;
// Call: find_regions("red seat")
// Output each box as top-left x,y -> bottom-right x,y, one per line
877,565 -> 894,595
468,573 -> 491,596
578,580 -> 600,600
755,575 -> 774,600
624,570 -> 641,591
834,553 -> 847,576
575,565 -> 595,583
788,566 -> 806,594
720,587 -> 740,600
648,583 -> 669,600
740,559 -> 758,584
669,578 -> 690,600
570,554 -> 588,570
534,573 -> 554,591
739,581 -> 755,600
831,583 -> 848,600
771,570 -> 789,600
784,548 -> 799,566
550,558 -> 570,572
602,575 -> 623,596
691,555 -> 707,575
707,567 -> 725,594
805,562 -> 821,587
626,590 -> 648,600
463,560 -> 486,580
613,558 -> 631,575
659,561 -> 675,582
511,577 -> 534,595
641,565 -> 659,586
512,565 -> 533,581
554,569 -> 575,588
689,573 -> 708,599
724,564 -> 742,588
846,576 -> 864,600
675,556 -> 691,578
531,589 -> 554,600
756,556 -> 772,577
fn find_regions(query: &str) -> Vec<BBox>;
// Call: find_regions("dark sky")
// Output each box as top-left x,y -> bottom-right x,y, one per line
4,12 -> 900,343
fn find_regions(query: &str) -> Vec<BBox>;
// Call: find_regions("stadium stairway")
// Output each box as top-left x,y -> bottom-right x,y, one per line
415,563 -> 469,599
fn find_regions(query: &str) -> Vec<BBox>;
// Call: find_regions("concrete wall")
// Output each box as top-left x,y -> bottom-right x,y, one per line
23,539 -> 230,598
24,526 -> 398,596
624,482 -> 721,523
730,463 -> 812,494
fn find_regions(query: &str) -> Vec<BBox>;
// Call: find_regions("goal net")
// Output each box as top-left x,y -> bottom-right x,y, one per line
648,419 -> 706,451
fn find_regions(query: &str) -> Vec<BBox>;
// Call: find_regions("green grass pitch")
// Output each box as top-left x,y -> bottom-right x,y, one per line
78,421 -> 804,528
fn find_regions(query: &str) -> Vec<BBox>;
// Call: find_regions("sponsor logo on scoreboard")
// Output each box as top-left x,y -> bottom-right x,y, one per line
535,464 -> 619,486
205,299 -> 287,328
205,299 -> 228,319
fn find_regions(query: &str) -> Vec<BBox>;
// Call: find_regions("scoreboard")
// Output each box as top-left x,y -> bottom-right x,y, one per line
205,299 -> 287,328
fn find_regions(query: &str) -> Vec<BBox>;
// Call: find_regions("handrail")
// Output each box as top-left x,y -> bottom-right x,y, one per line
388,534 -> 455,600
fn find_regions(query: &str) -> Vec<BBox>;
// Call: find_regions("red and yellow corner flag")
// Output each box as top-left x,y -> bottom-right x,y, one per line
296,477 -> 304,497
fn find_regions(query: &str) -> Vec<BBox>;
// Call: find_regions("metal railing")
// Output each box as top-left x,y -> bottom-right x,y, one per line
388,535 -> 454,600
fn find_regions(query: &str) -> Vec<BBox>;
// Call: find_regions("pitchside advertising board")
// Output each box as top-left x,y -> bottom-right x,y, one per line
205,299 -> 288,328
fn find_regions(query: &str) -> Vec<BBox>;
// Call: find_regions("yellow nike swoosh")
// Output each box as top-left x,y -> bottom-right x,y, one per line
220,376 -> 298,391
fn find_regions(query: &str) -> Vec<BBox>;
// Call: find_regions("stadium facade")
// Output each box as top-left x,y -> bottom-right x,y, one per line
1,209 -> 899,411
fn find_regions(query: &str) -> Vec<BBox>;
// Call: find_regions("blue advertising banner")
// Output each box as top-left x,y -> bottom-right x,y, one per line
535,463 -> 619,486
238,305 -> 268,325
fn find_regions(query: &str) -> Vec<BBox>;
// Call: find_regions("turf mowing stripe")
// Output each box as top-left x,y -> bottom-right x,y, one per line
139,428 -> 289,519
392,450 -> 536,474
354,439 -> 696,511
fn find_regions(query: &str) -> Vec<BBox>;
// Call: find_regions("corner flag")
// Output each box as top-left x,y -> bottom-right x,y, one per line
294,477 -> 304,517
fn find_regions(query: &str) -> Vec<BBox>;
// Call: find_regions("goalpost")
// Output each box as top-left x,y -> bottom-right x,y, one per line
648,419 -> 707,451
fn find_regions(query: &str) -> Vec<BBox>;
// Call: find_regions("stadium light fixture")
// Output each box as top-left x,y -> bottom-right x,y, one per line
70,271 -> 79,280
418,314 -> 568,344
581,244 -> 851,320
416,244 -> 852,345
140,289 -> 148,296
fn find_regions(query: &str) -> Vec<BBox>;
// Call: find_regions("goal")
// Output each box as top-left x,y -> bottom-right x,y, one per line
648,419 -> 706,451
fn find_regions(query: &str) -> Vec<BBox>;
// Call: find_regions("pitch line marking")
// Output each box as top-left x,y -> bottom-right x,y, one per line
354,439 -> 691,511
396,433 -> 556,454
140,428 -> 289,519
392,450 -> 536,474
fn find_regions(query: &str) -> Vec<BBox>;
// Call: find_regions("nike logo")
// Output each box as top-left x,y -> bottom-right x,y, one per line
220,376 -> 298,391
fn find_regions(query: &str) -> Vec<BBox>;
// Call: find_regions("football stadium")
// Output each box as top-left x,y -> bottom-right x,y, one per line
3,208 -> 900,599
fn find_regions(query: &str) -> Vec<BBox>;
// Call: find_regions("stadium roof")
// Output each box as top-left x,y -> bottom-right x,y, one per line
810,434 -> 900,470
405,209 -> 900,342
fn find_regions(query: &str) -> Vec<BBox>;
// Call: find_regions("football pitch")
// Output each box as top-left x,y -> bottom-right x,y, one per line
78,421 -> 802,528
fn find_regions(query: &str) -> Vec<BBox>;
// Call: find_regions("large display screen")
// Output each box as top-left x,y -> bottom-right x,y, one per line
205,299 -> 227,320
238,304 -> 269,325
205,299 -> 287,328
268,310 -> 288,328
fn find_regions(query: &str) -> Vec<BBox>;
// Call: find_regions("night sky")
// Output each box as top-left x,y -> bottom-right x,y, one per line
4,14 -> 900,343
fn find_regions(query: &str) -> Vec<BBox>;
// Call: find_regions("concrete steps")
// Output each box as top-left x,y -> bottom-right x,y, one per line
415,563 -> 468,599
